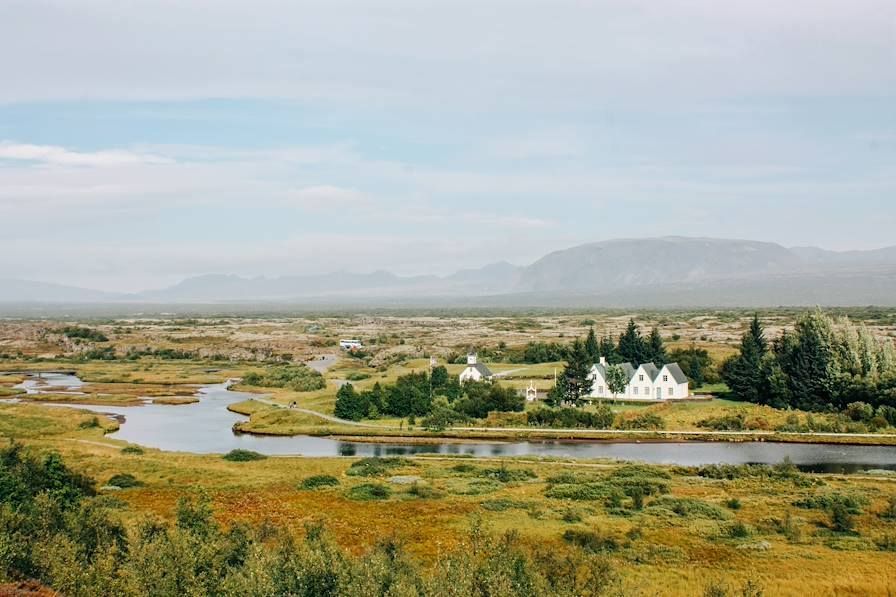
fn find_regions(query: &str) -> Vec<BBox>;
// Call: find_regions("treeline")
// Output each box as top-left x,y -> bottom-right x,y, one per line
334,366 -> 523,425
0,444 -> 621,597
722,310 -> 896,413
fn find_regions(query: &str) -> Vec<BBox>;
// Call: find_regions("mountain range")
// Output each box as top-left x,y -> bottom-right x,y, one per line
4,237 -> 896,308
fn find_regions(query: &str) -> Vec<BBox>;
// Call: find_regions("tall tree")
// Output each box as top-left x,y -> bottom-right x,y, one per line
617,319 -> 647,364
559,338 -> 592,406
334,383 -> 367,421
646,327 -> 667,365
721,315 -> 770,404
584,327 -> 600,363
598,335 -> 621,364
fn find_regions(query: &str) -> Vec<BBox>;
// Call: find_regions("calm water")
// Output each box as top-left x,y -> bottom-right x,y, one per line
8,373 -> 896,473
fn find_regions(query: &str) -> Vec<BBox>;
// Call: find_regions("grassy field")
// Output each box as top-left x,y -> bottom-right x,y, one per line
1,402 -> 895,596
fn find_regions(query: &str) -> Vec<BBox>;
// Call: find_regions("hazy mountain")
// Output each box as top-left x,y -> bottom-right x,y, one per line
3,237 -> 896,307
515,237 -> 802,292
0,279 -> 124,303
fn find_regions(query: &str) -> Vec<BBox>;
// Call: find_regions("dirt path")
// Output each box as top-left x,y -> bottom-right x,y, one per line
305,355 -> 338,373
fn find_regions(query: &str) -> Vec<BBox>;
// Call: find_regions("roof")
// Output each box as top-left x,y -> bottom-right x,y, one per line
463,362 -> 493,377
663,362 -> 689,384
592,362 -> 636,381
639,362 -> 659,381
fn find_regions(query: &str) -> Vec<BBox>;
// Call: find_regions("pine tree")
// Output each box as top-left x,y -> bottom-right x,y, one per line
646,327 -> 666,365
721,315 -> 770,404
598,335 -> 621,364
334,383 -> 366,421
560,338 -> 592,405
584,327 -> 600,363
617,319 -> 647,364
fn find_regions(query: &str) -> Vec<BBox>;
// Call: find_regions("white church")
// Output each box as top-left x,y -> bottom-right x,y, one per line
458,352 -> 493,382
588,357 -> 689,400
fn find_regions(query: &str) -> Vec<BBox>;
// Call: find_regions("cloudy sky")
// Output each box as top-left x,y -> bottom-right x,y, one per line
1,0 -> 894,291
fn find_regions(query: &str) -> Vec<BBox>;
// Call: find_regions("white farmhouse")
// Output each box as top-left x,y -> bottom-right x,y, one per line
588,357 -> 688,400
459,352 -> 493,383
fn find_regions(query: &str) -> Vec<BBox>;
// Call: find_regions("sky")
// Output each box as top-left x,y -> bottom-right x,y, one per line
1,0 -> 895,292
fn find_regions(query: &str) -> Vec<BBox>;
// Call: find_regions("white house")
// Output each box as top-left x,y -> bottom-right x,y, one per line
459,352 -> 493,383
588,357 -> 688,400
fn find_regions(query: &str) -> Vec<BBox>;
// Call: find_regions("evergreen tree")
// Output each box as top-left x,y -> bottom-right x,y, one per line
646,327 -> 666,365
598,335 -> 621,364
559,338 -> 592,406
334,383 -> 367,421
584,327 -> 600,363
721,315 -> 770,405
617,319 -> 648,364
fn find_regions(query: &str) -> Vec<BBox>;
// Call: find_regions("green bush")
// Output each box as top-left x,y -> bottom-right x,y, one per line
345,483 -> 392,501
346,457 -> 414,477
477,466 -> 537,483
222,449 -> 268,462
61,326 -> 108,342
648,497 -> 730,520
793,491 -> 866,514
299,475 -> 340,490
725,521 -> 750,538
562,528 -> 619,553
120,445 -> 144,455
242,364 -> 326,392
107,473 -> 142,488
617,413 -> 666,430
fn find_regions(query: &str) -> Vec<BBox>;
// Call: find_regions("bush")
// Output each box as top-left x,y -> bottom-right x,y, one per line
78,416 -> 101,429
106,473 -> 142,488
793,492 -> 866,514
725,521 -> 750,538
828,501 -> 856,533
562,528 -> 619,553
617,413 -> 666,430
222,449 -> 268,462
648,497 -> 730,520
242,364 -> 326,392
346,457 -> 414,477
880,495 -> 896,520
61,326 -> 108,342
527,405 -> 614,429
120,445 -> 144,455
726,498 -> 742,510
345,483 -> 392,501
696,413 -> 746,431
299,475 -> 340,490
477,466 -> 537,483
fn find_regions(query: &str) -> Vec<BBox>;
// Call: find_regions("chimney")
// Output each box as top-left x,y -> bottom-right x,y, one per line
599,356 -> 607,366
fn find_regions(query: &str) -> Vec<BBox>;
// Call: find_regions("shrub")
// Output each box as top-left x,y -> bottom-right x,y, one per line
828,501 -> 855,533
222,449 -> 268,462
450,463 -> 477,474
880,495 -> 896,520
648,497 -> 730,520
346,457 -> 413,477
726,498 -> 742,510
477,466 -> 537,483
527,406 -> 614,429
78,416 -> 101,429
562,528 -> 619,553
345,483 -> 392,501
106,473 -> 142,488
725,521 -> 750,538
61,326 -> 108,342
299,475 -> 340,490
696,413 -> 746,431
562,508 -> 583,523
793,491 -> 866,514
242,364 -> 326,392
617,413 -> 666,430
120,445 -> 144,455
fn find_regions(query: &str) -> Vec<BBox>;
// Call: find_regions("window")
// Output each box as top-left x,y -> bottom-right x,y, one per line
633,387 -> 638,395
668,387 -> 673,396
638,374 -> 644,381
598,386 -> 603,394
663,375 -> 668,382
644,387 -> 649,395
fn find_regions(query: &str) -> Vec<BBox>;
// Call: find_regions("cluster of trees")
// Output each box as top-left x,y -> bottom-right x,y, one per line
722,311 -> 896,413
243,364 -> 326,392
548,321 -> 671,405
334,366 -> 524,425
60,326 -> 108,342
0,444 -> 621,596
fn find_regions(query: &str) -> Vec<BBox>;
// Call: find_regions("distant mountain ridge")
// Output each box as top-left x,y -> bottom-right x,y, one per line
3,236 -> 896,307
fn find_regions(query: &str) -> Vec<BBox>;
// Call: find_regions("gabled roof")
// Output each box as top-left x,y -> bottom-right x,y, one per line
591,361 -> 636,381
464,362 -> 492,377
638,362 -> 660,381
663,362 -> 688,384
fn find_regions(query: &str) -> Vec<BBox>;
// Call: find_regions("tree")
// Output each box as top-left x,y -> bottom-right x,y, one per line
545,377 -> 566,407
334,383 -> 367,421
646,327 -> 666,365
559,339 -> 592,405
598,335 -> 621,364
617,319 -> 648,364
604,364 -> 628,397
668,345 -> 714,386
584,327 -> 600,363
721,315 -> 770,405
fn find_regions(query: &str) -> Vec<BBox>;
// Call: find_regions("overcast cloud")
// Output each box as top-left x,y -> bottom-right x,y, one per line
1,0 -> 894,291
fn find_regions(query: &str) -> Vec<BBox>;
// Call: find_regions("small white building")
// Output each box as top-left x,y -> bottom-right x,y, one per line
525,380 -> 538,402
588,357 -> 689,400
459,352 -> 493,383
339,339 -> 363,350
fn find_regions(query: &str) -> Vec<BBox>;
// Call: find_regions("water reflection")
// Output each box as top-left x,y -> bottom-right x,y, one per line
7,372 -> 896,474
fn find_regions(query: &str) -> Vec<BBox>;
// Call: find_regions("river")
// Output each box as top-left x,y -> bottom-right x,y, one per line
8,372 -> 896,473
